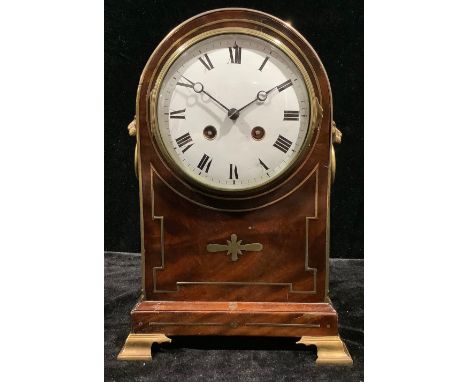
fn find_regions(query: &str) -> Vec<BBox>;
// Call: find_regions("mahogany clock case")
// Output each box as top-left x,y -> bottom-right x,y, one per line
136,7 -> 331,307
104,0 -> 363,259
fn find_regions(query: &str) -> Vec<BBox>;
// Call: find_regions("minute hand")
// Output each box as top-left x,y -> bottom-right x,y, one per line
202,89 -> 230,112
182,76 -> 230,112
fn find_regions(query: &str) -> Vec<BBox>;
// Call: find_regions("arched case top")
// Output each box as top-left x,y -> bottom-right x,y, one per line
136,8 -> 333,211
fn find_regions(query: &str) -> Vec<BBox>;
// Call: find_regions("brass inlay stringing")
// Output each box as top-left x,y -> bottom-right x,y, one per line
207,234 -> 263,261
150,164 -> 166,293
246,323 -> 320,328
149,322 -> 321,328
150,322 -> 228,327
150,164 -> 318,294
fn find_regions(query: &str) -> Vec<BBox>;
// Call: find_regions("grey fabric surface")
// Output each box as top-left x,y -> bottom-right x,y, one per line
105,253 -> 363,381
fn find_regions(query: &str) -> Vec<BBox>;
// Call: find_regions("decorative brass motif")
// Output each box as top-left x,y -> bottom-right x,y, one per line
117,333 -> 171,361
297,335 -> 353,366
207,234 -> 263,261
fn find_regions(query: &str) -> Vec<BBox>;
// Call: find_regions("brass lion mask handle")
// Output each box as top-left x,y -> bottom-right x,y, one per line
331,121 -> 342,184
128,118 -> 138,179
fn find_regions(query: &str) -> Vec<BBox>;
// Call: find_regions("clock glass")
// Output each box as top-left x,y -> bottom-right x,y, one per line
154,32 -> 314,191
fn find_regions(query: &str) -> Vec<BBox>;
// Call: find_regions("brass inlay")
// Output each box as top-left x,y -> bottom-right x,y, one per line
137,9 -> 332,296
246,323 -> 320,328
148,322 -> 321,328
150,164 -> 317,294
152,280 -> 316,295
207,234 -> 263,261
150,322 -> 228,327
150,164 -> 166,293
149,161 -> 320,213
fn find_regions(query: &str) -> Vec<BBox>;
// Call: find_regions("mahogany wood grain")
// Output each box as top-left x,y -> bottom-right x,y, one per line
130,301 -> 341,337
132,9 -> 336,335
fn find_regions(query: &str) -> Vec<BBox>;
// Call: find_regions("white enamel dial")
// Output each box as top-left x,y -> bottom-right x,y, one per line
155,33 -> 312,191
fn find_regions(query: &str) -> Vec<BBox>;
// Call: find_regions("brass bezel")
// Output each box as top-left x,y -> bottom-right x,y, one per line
148,26 -> 322,196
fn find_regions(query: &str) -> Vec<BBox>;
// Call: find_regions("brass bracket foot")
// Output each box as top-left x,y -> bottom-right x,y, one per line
297,335 -> 353,366
117,333 -> 171,361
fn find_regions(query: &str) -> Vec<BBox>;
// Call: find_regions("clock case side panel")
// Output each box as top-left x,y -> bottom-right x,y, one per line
134,9 -> 334,304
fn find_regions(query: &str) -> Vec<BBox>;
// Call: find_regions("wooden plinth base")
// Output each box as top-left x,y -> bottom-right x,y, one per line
118,300 -> 352,365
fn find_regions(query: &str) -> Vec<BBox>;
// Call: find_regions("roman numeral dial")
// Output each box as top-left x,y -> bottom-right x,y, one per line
157,33 -> 312,191
277,79 -> 293,92
229,43 -> 242,64
199,54 -> 214,70
273,135 -> 293,153
258,56 -> 269,71
175,132 -> 194,153
259,159 -> 269,170
283,110 -> 299,121
169,109 -> 186,119
229,164 -> 239,180
197,154 -> 212,173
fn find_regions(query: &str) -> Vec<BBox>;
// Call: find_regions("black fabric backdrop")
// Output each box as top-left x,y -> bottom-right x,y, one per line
105,253 -> 363,381
104,0 -> 363,257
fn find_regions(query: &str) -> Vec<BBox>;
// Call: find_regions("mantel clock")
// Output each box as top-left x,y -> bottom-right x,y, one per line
118,8 -> 352,365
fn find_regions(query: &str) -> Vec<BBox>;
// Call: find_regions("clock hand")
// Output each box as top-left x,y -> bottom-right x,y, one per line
236,85 -> 278,114
181,76 -> 231,113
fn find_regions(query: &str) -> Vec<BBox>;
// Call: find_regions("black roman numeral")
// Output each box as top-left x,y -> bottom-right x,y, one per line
199,54 -> 214,70
169,109 -> 186,119
259,158 -> 269,170
273,135 -> 293,153
181,144 -> 193,153
277,79 -> 293,92
175,132 -> 192,148
229,43 -> 242,64
197,154 -> 212,173
283,110 -> 299,121
258,56 -> 269,71
229,164 -> 239,179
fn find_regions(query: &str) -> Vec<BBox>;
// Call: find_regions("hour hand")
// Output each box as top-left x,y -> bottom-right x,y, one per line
236,85 -> 277,115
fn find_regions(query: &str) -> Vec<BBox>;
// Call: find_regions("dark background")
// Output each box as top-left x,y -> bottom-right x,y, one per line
105,0 -> 363,258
